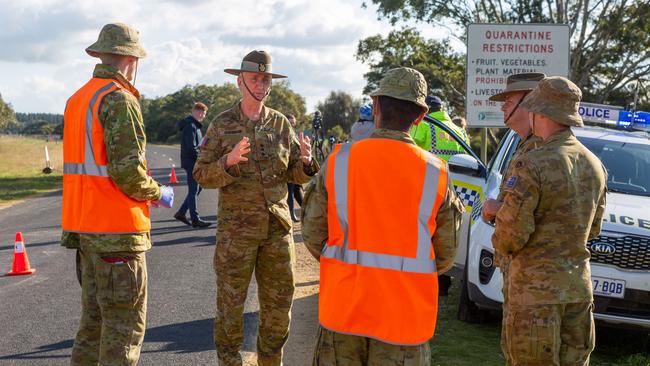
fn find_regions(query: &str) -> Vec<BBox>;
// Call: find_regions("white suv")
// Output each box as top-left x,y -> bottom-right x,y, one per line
428,115 -> 650,329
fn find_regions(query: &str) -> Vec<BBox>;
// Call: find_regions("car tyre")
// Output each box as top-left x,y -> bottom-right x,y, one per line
457,263 -> 489,323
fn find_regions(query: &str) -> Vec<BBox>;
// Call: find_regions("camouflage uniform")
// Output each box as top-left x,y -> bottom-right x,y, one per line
492,126 -> 606,365
301,127 -> 464,365
493,132 -> 541,364
62,23 -> 160,366
193,102 -> 318,366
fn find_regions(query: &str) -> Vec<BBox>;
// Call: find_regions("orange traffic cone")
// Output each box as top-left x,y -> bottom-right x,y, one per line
6,232 -> 36,276
169,165 -> 178,184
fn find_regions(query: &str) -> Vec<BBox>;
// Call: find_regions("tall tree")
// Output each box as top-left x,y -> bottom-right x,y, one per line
266,80 -> 307,120
316,91 -> 362,134
141,81 -> 308,143
356,27 -> 465,114
142,84 -> 240,143
364,0 -> 650,106
0,93 -> 17,131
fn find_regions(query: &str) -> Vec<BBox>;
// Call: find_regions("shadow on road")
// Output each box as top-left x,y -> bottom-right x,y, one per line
0,339 -> 72,361
0,240 -> 59,251
141,312 -> 260,354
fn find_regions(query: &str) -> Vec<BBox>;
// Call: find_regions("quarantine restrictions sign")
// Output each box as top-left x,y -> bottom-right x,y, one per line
466,23 -> 570,127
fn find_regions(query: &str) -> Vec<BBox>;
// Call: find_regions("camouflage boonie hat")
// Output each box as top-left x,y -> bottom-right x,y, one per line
86,23 -> 147,58
369,67 -> 428,109
224,50 -> 287,79
489,72 -> 546,102
521,76 -> 583,127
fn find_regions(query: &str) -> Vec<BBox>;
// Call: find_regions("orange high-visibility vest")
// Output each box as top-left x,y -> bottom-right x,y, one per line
62,78 -> 150,234
320,139 -> 448,345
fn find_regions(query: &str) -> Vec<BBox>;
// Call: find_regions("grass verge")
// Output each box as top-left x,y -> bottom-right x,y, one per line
0,135 -> 63,205
431,278 -> 650,365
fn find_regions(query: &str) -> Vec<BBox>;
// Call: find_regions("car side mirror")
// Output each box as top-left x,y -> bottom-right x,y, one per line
448,154 -> 485,178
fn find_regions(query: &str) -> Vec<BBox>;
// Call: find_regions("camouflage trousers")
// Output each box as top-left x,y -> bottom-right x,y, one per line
214,217 -> 295,366
500,263 -> 510,365
71,247 -> 147,366
502,301 -> 595,366
312,326 -> 431,366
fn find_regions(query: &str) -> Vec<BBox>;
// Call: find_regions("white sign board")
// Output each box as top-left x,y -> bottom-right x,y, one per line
466,23 -> 570,127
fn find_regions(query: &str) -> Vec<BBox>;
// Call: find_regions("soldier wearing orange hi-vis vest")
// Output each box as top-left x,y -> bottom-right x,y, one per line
302,67 -> 464,365
61,23 -> 173,366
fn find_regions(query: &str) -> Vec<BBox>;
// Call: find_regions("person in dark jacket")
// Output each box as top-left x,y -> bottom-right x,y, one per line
174,102 -> 211,228
286,114 -> 303,222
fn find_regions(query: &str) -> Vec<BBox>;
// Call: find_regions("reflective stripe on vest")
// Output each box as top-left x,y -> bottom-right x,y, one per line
63,82 -> 114,177
62,78 -> 150,234
319,139 -> 448,345
321,143 -> 439,274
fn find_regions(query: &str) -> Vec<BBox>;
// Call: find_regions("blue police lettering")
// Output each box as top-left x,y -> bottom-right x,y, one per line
620,216 -> 635,225
639,218 -> 650,230
579,106 -> 610,119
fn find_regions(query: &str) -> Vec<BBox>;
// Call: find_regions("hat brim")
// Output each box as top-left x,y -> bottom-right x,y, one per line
224,69 -> 287,79
489,80 -> 542,101
521,88 -> 584,127
369,89 -> 428,110
489,88 -> 533,102
85,43 -> 147,59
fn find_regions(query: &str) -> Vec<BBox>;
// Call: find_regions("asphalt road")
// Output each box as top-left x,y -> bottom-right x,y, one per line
0,145 -> 320,365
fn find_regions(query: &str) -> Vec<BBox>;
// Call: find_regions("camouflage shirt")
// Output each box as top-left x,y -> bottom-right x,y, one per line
493,133 -> 541,269
492,128 -> 607,305
301,128 -> 464,274
61,64 -> 161,252
193,102 -> 319,239
497,133 -> 541,202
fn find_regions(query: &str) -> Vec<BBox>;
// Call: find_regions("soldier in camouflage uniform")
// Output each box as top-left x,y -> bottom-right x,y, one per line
302,67 -> 464,365
61,23 -> 172,366
193,50 -> 319,366
492,76 -> 607,366
481,72 -> 545,364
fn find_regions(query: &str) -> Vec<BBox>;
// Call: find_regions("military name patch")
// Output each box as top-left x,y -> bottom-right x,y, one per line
505,175 -> 518,189
224,129 -> 243,135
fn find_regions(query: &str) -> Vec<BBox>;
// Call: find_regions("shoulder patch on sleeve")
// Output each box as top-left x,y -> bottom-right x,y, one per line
505,175 -> 518,189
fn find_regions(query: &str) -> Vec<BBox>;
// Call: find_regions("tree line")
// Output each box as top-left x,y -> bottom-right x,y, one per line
0,83 -> 364,144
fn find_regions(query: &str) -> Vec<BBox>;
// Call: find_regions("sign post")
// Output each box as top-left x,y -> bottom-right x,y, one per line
466,23 -> 571,161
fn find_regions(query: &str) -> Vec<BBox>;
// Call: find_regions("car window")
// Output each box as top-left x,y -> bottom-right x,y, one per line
498,134 -> 521,176
487,130 -> 518,175
578,136 -> 650,196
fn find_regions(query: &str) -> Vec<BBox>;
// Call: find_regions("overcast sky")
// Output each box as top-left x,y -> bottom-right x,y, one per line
0,0 -> 460,114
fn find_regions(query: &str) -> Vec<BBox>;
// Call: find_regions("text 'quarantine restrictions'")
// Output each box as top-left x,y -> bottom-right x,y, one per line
466,23 -> 570,127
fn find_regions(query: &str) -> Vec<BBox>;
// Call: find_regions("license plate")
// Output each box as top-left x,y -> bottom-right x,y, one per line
592,276 -> 625,299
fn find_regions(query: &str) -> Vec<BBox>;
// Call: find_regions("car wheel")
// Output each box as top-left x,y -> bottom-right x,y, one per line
457,263 -> 489,323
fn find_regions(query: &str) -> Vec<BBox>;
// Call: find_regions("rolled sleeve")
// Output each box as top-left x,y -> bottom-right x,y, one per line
100,92 -> 160,201
301,165 -> 329,260
492,157 -> 539,256
432,178 -> 464,274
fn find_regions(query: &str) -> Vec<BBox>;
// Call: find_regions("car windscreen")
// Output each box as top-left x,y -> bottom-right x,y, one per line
577,136 -> 650,196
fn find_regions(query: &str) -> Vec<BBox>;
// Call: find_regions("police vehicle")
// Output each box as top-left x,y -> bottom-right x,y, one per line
426,107 -> 650,329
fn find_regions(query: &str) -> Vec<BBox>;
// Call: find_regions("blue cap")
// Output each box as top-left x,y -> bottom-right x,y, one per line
425,95 -> 442,108
359,104 -> 373,121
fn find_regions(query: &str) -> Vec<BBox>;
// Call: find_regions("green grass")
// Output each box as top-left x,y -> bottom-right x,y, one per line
0,135 -> 63,204
431,279 -> 650,365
